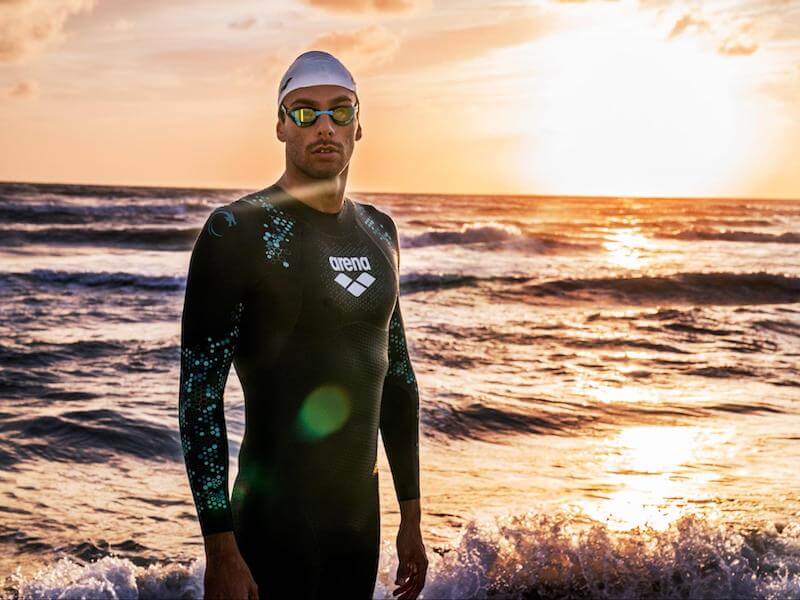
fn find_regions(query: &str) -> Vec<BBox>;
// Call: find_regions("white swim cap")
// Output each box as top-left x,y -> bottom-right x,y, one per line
277,50 -> 358,107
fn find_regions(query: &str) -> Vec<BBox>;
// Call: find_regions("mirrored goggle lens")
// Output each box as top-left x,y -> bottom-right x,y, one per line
293,108 -> 316,124
331,106 -> 356,123
293,106 -> 356,126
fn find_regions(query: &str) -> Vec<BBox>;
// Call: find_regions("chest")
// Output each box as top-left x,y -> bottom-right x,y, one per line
291,224 -> 398,335
246,217 -> 398,345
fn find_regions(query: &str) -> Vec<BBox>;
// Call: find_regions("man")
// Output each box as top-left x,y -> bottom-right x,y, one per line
178,50 -> 428,600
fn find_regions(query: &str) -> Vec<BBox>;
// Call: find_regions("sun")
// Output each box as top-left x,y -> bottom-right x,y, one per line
512,9 -> 765,197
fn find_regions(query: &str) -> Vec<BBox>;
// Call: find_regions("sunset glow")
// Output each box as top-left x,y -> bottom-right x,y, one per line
578,425 -> 734,531
515,24 -> 768,198
0,0 -> 798,198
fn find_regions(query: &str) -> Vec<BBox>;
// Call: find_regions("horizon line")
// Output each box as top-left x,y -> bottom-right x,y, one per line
0,179 -> 797,203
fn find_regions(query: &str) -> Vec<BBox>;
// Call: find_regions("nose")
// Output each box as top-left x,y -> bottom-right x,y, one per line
313,113 -> 336,135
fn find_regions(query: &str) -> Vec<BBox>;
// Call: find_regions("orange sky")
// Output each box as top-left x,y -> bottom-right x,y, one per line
1,0 -> 798,199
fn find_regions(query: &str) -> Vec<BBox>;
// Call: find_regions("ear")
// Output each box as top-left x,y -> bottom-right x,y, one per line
277,119 -> 286,142
355,121 -> 362,141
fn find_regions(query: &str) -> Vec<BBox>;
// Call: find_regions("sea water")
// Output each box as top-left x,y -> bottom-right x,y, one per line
1,181 -> 799,599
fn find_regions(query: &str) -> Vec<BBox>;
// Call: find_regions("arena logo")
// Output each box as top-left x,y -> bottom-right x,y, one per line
329,255 -> 375,297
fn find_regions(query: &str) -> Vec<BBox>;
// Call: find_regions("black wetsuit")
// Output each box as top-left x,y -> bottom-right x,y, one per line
177,183 -> 420,599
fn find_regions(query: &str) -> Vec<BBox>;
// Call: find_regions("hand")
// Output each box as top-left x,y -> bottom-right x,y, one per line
203,546 -> 260,600
393,520 -> 428,599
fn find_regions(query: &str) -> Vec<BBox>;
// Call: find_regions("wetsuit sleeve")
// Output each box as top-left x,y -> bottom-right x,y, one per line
379,216 -> 421,502
178,205 -> 247,537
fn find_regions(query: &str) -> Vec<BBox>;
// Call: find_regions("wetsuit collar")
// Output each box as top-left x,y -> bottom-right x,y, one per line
270,183 -> 355,236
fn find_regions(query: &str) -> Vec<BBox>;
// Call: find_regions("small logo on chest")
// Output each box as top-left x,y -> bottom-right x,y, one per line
329,255 -> 376,297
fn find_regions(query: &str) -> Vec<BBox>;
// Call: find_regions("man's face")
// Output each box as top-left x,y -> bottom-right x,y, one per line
277,84 -> 362,180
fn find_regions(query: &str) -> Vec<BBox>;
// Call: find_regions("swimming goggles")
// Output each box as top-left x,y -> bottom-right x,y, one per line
280,103 -> 359,127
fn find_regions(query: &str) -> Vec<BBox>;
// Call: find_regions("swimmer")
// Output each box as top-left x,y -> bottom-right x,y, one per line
178,50 -> 427,600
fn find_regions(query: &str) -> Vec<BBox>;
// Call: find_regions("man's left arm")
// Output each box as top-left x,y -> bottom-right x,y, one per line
380,295 -> 420,504
379,213 -> 428,599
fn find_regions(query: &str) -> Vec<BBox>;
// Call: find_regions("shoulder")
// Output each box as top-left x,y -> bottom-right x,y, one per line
231,188 -> 284,221
234,188 -> 299,269
199,191 -> 269,251
352,199 -> 398,247
204,187 -> 293,236
236,187 -> 300,227
203,202 -> 244,240
235,188 -> 278,211
353,199 -> 395,226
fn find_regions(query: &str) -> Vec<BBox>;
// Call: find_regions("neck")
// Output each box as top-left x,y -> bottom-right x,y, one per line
275,166 -> 349,214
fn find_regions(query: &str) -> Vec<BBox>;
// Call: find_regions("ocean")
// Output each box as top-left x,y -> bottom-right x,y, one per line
1,180 -> 799,599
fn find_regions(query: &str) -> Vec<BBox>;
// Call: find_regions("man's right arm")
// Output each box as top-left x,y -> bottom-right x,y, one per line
178,204 -> 247,539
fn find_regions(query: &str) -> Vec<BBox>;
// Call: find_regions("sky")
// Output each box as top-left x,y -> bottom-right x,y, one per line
0,0 -> 798,199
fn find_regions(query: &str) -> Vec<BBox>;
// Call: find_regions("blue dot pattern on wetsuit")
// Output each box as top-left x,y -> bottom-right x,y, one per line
177,183 -> 420,597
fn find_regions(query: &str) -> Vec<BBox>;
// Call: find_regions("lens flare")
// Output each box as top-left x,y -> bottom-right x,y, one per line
296,384 -> 351,440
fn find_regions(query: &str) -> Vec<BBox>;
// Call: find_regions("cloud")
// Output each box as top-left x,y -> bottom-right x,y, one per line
7,79 -> 39,98
717,18 -> 759,56
0,0 -> 97,63
717,36 -> 758,55
256,5 -> 555,85
369,6 -> 556,76
298,0 -> 431,14
229,16 -> 257,30
637,0 -> 674,8
148,2 -> 555,95
241,24 -> 401,94
667,12 -> 709,39
659,4 -> 761,56
308,24 -> 401,71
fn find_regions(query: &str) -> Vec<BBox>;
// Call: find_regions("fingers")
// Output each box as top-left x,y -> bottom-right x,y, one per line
393,570 -> 415,596
410,560 -> 429,600
395,560 -> 409,585
394,569 -> 422,599
393,561 -> 427,600
393,561 -> 413,594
